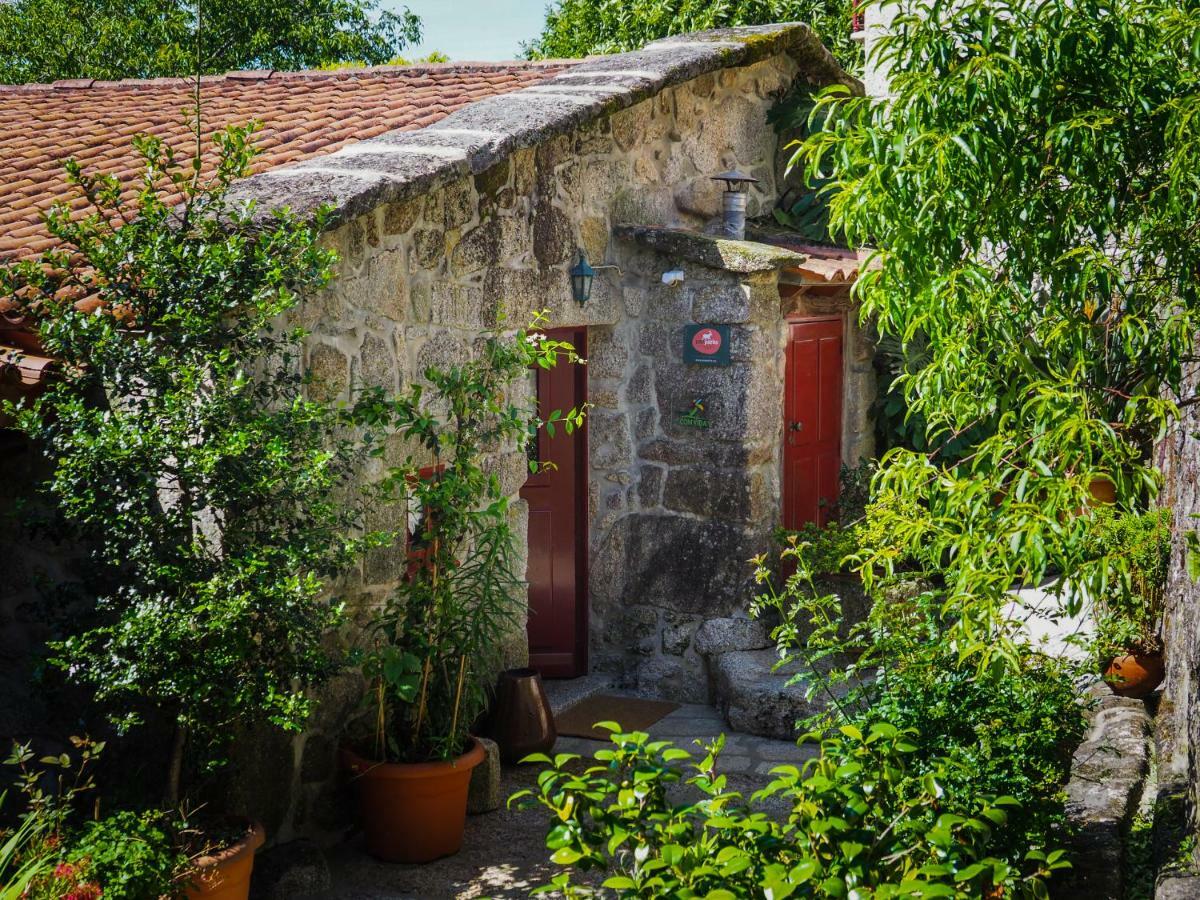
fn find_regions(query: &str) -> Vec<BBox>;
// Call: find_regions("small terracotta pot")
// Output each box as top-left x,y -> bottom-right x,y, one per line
1088,477 -> 1116,505
182,820 -> 265,900
1104,651 -> 1164,698
492,667 -> 557,765
342,738 -> 485,863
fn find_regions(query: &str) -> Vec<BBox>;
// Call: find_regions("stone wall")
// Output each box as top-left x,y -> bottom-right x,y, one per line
587,227 -> 805,702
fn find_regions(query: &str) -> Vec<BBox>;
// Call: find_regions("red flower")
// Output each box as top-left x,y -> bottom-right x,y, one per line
53,862 -> 76,879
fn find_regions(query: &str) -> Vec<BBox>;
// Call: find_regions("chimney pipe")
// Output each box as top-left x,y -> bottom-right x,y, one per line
711,170 -> 759,241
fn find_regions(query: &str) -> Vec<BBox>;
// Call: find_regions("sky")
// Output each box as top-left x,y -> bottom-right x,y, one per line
386,1 -> 552,61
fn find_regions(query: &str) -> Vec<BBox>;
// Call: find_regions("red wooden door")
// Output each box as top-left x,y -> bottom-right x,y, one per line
521,328 -> 588,677
784,317 -> 844,529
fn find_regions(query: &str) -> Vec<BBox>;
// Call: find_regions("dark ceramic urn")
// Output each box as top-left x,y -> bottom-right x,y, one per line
492,667 -> 556,764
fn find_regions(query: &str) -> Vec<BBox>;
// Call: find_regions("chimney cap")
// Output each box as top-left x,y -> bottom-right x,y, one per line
712,170 -> 759,190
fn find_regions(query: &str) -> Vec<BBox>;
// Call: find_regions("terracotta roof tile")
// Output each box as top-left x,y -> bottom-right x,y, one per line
0,61 -> 574,263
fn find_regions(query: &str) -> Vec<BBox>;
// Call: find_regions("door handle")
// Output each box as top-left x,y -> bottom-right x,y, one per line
789,421 -> 803,432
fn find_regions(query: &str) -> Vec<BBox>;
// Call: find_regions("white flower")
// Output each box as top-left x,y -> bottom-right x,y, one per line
526,332 -> 546,345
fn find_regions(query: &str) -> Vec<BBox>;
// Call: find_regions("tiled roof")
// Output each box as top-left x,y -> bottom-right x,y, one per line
0,61 -> 573,263
0,61 -> 572,400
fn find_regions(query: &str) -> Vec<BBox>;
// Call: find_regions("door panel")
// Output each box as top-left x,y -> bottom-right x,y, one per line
521,328 -> 588,677
784,318 -> 844,529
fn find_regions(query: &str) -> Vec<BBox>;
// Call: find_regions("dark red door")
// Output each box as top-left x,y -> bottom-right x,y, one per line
521,328 -> 588,677
784,317 -> 844,529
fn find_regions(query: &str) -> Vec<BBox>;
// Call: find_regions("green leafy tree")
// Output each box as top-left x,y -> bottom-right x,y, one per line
0,0 -> 421,84
1,125 -> 361,806
525,0 -> 862,74
790,0 -> 1200,669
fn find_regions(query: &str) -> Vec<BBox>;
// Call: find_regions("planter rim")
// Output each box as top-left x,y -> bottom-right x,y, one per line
190,819 -> 265,871
341,736 -> 485,781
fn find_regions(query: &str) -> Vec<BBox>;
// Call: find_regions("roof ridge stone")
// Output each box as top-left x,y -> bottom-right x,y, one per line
228,23 -> 860,228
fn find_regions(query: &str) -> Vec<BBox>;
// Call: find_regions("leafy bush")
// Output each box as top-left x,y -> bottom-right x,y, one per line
525,0 -> 862,74
779,520 -> 861,574
1084,508 -> 1171,657
68,810 -> 184,899
517,724 -> 1067,898
753,537 -> 1087,867
869,647 -> 1086,861
350,317 -> 584,763
773,461 -> 878,575
2,125 -> 362,805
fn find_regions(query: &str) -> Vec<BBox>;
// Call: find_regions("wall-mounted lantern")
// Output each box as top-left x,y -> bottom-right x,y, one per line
568,248 -> 621,305
712,170 -> 759,240
569,249 -> 595,304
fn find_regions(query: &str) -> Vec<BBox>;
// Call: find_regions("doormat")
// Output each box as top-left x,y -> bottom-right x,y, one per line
556,694 -> 679,741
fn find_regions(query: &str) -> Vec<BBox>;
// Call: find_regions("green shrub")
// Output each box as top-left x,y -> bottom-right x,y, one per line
869,647 -> 1087,862
69,810 -> 185,899
516,724 -> 1067,898
753,541 -> 1087,871
1085,507 -> 1171,656
2,125 -> 363,806
349,318 -> 585,763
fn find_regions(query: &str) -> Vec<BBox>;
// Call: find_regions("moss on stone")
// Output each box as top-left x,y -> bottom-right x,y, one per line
614,224 -> 805,273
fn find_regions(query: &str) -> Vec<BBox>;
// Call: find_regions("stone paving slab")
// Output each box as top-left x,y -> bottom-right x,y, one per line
327,702 -> 815,898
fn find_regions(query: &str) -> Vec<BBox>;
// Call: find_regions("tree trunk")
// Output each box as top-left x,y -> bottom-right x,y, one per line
165,723 -> 187,808
1158,361 -> 1200,830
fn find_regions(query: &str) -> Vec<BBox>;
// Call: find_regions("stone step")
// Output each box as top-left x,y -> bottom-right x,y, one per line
712,648 -> 855,741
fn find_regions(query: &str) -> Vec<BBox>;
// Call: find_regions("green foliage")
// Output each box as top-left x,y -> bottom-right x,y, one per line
1125,811 -> 1155,900
68,810 -> 185,900
1086,508 -> 1172,656
790,0 -> 1200,673
2,740 -> 185,898
774,461 -> 879,574
868,647 -> 1086,861
517,724 -> 1066,898
350,317 -> 585,763
781,520 -> 861,574
0,0 -> 421,84
525,0 -> 862,74
1,125 -> 359,803
753,537 -> 1087,867
1,739 -> 105,900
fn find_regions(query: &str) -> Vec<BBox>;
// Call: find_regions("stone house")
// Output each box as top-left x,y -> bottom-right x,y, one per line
0,23 -> 870,839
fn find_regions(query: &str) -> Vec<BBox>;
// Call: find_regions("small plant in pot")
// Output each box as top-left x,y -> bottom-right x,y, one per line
1087,508 -> 1171,698
344,315 -> 583,864
2,123 -> 362,897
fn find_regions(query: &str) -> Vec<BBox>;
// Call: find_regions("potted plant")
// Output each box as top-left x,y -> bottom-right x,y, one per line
2,124 -> 363,897
343,316 -> 583,863
1088,508 -> 1171,698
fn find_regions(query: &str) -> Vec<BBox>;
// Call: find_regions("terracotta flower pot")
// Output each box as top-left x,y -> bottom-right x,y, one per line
341,738 -> 485,863
1104,651 -> 1164,698
492,667 -> 556,765
182,820 -> 265,900
1087,477 -> 1116,505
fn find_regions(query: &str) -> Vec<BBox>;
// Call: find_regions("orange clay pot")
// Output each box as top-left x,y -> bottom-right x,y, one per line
341,738 -> 485,863
182,821 -> 265,900
1104,652 -> 1165,699
1088,477 -> 1116,505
